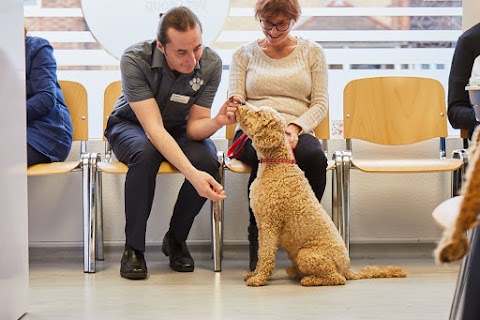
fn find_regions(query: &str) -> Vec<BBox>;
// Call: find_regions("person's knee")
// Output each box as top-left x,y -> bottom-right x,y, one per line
189,148 -> 219,175
130,139 -> 162,169
297,148 -> 327,170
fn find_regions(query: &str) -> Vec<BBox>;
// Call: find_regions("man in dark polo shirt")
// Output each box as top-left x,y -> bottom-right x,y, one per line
105,6 -> 241,280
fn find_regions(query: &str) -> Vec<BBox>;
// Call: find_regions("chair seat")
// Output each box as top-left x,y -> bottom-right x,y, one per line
432,195 -> 463,229
225,158 -> 252,173
351,158 -> 463,173
27,161 -> 81,176
326,160 -> 335,171
97,161 -> 179,174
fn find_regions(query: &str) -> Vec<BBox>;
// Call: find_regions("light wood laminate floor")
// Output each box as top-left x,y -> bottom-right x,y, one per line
25,245 -> 460,320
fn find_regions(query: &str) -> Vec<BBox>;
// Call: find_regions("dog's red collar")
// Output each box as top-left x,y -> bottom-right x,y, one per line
259,158 -> 296,164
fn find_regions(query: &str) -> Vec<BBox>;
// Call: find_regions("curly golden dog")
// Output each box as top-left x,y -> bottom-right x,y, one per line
435,126 -> 480,263
235,102 -> 407,286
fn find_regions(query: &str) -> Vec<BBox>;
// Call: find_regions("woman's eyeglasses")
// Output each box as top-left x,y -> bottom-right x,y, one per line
260,19 -> 292,32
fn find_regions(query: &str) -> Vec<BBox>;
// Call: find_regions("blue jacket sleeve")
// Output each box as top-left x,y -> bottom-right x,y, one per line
26,39 -> 59,122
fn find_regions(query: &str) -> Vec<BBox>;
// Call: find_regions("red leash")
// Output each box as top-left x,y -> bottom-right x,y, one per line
227,132 -> 249,159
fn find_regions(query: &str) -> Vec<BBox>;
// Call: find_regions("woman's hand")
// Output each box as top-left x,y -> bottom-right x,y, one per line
286,124 -> 301,149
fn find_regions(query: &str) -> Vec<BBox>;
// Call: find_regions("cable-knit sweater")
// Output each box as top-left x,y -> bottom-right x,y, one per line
229,37 -> 328,135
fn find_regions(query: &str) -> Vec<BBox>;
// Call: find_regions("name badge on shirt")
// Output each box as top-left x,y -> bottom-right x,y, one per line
170,93 -> 190,104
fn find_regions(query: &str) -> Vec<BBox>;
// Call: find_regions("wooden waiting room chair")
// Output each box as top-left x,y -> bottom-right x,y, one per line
341,76 -> 467,252
221,111 -> 346,245
94,81 -> 225,271
27,80 -> 98,273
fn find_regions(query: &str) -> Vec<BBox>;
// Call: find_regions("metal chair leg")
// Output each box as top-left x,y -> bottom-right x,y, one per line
91,153 -> 104,261
342,151 -> 352,253
81,153 -> 95,273
212,200 -> 224,272
212,151 -> 225,272
88,153 -> 98,272
332,151 -> 344,235
451,149 -> 468,197
449,227 -> 477,320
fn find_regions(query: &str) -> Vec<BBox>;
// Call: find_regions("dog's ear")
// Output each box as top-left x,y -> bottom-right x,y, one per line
251,107 -> 285,148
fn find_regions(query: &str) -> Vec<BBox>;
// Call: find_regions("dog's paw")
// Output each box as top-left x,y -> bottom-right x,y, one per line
300,274 -> 346,286
244,271 -> 255,281
245,274 -> 268,287
435,239 -> 469,263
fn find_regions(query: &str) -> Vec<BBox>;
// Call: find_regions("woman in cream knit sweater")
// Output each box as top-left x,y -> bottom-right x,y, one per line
229,0 -> 329,271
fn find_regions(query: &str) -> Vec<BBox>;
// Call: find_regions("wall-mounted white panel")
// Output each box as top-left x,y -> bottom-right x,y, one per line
0,0 -> 29,319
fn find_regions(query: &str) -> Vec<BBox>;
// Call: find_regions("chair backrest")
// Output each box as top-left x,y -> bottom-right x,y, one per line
343,76 -> 448,146
226,111 -> 330,141
59,80 -> 88,142
103,80 -> 122,141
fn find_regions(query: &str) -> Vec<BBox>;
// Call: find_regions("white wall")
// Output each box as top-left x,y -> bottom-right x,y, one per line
26,0 -> 475,249
28,137 -> 463,247
463,0 -> 479,32
0,0 -> 29,319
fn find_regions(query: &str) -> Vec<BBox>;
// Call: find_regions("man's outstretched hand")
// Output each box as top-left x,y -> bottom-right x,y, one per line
188,170 -> 226,201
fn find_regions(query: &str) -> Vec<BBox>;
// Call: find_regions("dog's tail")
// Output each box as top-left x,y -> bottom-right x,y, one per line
345,265 -> 407,280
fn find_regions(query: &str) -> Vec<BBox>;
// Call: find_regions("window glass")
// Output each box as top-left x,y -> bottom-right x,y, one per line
24,0 -> 40,7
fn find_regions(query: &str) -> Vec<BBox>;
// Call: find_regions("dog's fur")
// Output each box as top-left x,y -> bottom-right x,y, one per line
236,103 -> 407,286
435,126 -> 480,263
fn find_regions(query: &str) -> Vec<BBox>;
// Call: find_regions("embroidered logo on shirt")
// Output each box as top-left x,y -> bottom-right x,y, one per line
189,78 -> 204,91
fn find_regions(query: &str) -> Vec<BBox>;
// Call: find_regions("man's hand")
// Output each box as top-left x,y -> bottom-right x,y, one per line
214,96 -> 243,126
187,170 -> 227,201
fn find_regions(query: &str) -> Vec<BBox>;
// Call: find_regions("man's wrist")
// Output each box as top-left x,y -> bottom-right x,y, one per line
213,115 -> 225,129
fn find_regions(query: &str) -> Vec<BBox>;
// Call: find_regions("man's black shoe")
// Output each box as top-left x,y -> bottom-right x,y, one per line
162,231 -> 194,272
120,246 -> 148,280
